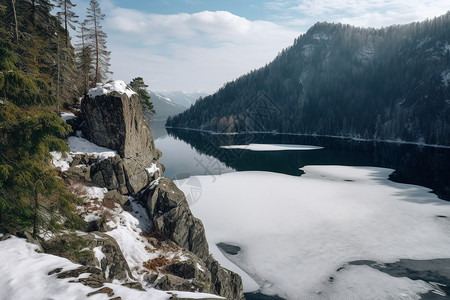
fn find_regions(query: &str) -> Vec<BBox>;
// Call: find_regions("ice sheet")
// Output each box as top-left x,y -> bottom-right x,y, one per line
175,166 -> 450,299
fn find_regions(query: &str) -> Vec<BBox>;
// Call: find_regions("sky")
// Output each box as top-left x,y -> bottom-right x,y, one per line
72,0 -> 450,93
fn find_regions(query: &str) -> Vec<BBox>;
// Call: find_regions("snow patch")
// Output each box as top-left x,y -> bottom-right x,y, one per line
87,80 -> 136,99
60,112 -> 77,121
0,236 -> 221,299
93,246 -> 106,265
442,70 -> 450,87
175,166 -> 450,299
67,135 -> 117,161
146,163 -> 160,177
196,263 -> 204,273
444,43 -> 450,54
50,151 -> 73,172
220,143 -> 323,151
313,32 -> 330,40
302,44 -> 314,57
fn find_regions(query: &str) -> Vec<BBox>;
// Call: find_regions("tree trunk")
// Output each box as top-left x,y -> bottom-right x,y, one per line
94,10 -> 99,85
11,0 -> 18,44
33,182 -> 39,238
64,1 -> 69,47
31,0 -> 36,25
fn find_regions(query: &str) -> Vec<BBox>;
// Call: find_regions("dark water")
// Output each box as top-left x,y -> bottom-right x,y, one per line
150,121 -> 450,299
151,121 -> 450,201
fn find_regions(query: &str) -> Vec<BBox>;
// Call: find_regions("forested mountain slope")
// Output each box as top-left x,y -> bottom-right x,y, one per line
167,13 -> 450,146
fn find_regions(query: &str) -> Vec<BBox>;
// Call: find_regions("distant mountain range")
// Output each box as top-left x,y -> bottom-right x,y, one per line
167,13 -> 450,146
146,91 -> 208,121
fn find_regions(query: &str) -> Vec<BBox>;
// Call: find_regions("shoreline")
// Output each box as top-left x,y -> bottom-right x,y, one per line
165,126 -> 450,149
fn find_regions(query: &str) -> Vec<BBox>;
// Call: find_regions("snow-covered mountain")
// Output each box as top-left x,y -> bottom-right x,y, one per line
149,90 -> 208,121
154,91 -> 208,109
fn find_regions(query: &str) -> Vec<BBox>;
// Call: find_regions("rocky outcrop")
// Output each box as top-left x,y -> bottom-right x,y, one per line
42,232 -> 137,284
81,90 -> 156,162
141,178 -> 209,261
207,257 -> 244,299
72,81 -> 244,299
80,88 -> 161,194
140,177 -> 245,299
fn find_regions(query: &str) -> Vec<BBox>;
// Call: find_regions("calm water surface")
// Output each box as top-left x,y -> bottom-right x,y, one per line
150,120 -> 450,299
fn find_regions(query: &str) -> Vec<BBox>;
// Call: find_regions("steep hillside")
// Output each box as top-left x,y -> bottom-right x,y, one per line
148,91 -> 188,120
167,13 -> 450,146
156,90 -> 207,108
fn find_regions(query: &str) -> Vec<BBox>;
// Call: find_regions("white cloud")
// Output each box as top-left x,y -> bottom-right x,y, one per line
73,0 -> 449,92
103,7 -> 299,92
266,0 -> 450,29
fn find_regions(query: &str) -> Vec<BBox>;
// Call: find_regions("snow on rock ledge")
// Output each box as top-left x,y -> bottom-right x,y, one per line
87,80 -> 136,99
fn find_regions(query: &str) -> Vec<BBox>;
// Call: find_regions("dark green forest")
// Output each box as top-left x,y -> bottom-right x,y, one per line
0,0 -> 91,235
167,13 -> 450,146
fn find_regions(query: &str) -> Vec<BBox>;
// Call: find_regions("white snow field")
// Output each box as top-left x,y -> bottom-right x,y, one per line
175,165 -> 450,299
220,143 -> 323,151
0,218 -> 224,300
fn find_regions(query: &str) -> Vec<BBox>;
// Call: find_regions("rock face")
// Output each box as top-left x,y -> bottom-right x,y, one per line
81,90 -> 156,162
140,178 -> 245,299
141,178 -> 209,261
74,82 -> 244,299
81,90 -> 160,194
42,232 -> 136,284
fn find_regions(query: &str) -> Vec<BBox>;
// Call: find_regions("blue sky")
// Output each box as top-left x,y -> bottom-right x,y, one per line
72,0 -> 450,93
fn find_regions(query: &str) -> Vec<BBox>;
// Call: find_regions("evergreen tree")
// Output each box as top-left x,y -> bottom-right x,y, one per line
84,0 -> 111,85
55,0 -> 78,47
30,0 -> 53,25
129,77 -> 155,115
75,20 -> 93,94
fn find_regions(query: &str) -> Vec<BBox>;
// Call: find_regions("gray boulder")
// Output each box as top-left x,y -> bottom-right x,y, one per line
141,177 -> 209,261
90,155 -> 128,194
42,232 -> 135,283
140,177 -> 245,299
207,256 -> 244,300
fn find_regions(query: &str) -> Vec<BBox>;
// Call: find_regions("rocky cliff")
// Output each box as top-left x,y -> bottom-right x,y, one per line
61,81 -> 244,299
80,81 -> 162,194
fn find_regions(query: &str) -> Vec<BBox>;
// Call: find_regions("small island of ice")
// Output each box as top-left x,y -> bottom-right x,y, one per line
220,143 -> 323,151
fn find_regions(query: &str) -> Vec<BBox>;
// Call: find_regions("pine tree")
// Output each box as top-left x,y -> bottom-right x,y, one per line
10,0 -> 18,43
30,0 -> 53,25
75,21 -> 93,94
55,0 -> 78,47
84,0 -> 111,85
129,77 -> 155,114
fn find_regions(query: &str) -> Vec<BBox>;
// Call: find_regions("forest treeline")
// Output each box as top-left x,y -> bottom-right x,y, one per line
0,0 -> 117,235
167,13 -> 450,146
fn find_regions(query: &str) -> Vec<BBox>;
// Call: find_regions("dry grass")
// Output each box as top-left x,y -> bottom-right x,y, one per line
143,256 -> 171,272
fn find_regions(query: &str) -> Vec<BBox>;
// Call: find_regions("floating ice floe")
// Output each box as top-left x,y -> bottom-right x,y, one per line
175,165 -> 450,299
220,143 -> 323,151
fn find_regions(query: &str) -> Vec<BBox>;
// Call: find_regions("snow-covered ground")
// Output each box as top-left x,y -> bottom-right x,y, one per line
67,132 -> 117,161
220,143 -> 323,151
51,130 -> 117,171
0,236 -> 174,300
175,165 -> 450,299
0,188 -> 224,300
